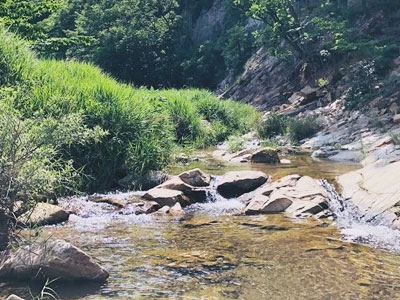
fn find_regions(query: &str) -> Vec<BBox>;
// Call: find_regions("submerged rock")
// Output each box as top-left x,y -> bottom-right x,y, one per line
88,195 -> 126,208
18,203 -> 69,227
0,239 -> 109,282
244,175 -> 329,217
217,171 -> 268,198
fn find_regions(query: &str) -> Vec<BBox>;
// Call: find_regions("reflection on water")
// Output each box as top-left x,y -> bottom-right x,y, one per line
2,155 -> 400,300
168,152 -> 360,182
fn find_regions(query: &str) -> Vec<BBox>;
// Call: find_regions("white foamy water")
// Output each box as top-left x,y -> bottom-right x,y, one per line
322,180 -> 400,252
184,176 -> 246,215
186,199 -> 245,215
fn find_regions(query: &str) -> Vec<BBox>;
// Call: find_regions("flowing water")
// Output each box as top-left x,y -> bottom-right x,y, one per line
3,155 -> 400,300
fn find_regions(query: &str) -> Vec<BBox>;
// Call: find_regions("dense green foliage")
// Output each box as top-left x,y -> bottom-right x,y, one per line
257,113 -> 319,143
0,27 -> 259,192
2,0 -> 400,93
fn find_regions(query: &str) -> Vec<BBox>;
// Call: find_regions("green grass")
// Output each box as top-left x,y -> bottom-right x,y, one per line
0,26 -> 260,192
227,135 -> 245,153
257,113 -> 319,143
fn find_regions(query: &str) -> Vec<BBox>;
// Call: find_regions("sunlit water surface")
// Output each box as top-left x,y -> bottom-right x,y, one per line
3,155 -> 400,300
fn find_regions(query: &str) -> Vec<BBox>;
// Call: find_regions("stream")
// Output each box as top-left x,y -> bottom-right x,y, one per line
3,154 -> 400,299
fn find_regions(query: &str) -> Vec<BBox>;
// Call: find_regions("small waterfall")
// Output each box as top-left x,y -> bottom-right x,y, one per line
322,180 -> 400,252
186,176 -> 245,215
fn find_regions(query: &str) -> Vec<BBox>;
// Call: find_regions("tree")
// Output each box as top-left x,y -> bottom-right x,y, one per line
0,0 -> 63,40
45,0 -> 182,87
233,0 -> 307,58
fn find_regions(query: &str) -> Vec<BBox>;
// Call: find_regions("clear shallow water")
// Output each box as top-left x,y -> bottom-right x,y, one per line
168,152 -> 360,182
3,155 -> 400,300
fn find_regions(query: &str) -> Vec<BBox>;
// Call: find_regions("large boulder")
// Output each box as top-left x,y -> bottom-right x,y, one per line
18,203 -> 69,227
0,239 -> 109,282
143,188 -> 189,207
250,148 -> 280,163
338,161 -> 400,229
244,175 -> 329,217
178,168 -> 211,187
217,171 -> 268,198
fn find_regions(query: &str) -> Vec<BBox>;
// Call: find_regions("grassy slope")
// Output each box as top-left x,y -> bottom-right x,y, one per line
0,27 -> 260,192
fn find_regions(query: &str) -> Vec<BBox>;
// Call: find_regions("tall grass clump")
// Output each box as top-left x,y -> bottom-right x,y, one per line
0,28 -> 260,191
0,26 -> 35,86
26,60 -> 176,191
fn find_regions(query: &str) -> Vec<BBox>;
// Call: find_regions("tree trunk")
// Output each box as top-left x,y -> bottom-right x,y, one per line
0,210 -> 9,251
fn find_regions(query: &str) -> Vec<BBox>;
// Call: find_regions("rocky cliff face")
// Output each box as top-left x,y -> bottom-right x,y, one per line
191,0 -> 228,44
219,49 -> 298,110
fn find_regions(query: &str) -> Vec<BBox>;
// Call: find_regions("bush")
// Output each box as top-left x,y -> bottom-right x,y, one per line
345,60 -> 377,110
287,117 -> 320,142
0,100 -> 104,249
257,113 -> 319,143
227,135 -> 245,153
257,114 -> 289,139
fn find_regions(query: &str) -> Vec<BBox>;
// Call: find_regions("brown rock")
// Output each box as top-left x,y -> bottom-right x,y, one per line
0,239 -> 109,282
135,201 -> 160,215
217,171 -> 268,198
178,168 -> 211,187
244,195 -> 270,215
169,202 -> 184,216
88,195 -> 126,208
250,148 -> 279,163
143,188 -> 189,207
157,176 -> 208,203
243,175 -> 329,217
298,85 -> 320,105
18,203 -> 69,227
154,206 -> 171,214
393,114 -> 400,124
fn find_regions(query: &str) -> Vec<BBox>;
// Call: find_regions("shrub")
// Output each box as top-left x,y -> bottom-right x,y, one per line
257,113 -> 319,143
227,135 -> 245,153
390,132 -> 400,145
0,100 -> 104,249
257,114 -> 289,139
287,117 -> 320,142
345,60 -> 377,110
